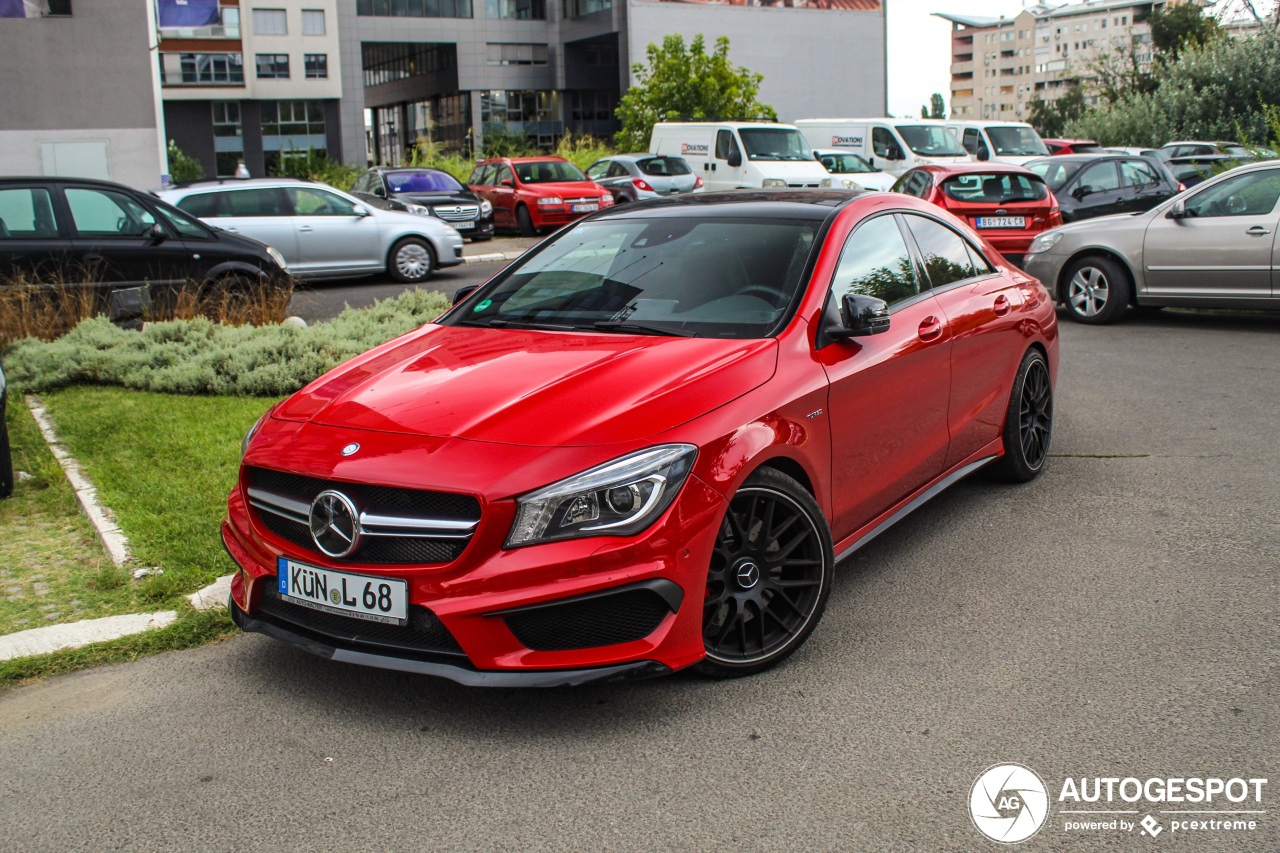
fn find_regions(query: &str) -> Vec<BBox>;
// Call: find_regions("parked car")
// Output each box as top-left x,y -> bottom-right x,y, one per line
349,167 -> 494,242
1024,159 -> 1280,324
942,120 -> 1050,166
891,163 -> 1061,267
1163,155 -> 1236,189
812,149 -> 896,191
224,190 -> 1058,685
0,177 -> 287,301
1157,140 -> 1252,161
795,119 -> 971,176
468,157 -> 612,237
651,122 -> 833,190
0,353 -> 11,500
157,178 -> 464,283
1042,138 -> 1101,155
1024,154 -> 1182,222
1102,146 -> 1161,158
584,153 -> 704,204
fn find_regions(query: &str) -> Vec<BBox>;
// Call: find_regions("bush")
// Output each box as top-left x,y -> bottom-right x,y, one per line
553,132 -> 617,170
167,141 -> 205,183
5,288 -> 452,397
270,148 -> 364,193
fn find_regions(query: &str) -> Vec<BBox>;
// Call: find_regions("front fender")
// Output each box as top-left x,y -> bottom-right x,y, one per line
202,261 -> 273,283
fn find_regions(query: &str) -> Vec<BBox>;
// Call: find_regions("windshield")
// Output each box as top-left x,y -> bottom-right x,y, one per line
985,127 -> 1049,157
897,125 -> 967,157
1028,159 -> 1084,191
942,173 -> 1048,203
739,128 -> 813,162
450,217 -> 821,339
637,156 -> 692,176
386,170 -> 463,193
818,153 -> 878,174
514,161 -> 588,183
1222,145 -> 1250,158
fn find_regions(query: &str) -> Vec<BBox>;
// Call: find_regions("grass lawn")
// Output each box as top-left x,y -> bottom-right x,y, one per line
1,388 -> 277,685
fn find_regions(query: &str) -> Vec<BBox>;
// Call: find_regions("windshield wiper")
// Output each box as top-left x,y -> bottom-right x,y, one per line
464,318 -> 579,332
591,320 -> 697,337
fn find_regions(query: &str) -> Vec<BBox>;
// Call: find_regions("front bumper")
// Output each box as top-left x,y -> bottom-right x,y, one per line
1023,251 -> 1068,301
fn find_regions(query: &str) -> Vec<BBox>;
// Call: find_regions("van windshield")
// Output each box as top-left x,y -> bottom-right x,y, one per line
897,125 -> 967,157
739,128 -> 813,161
817,152 -> 878,174
986,127 -> 1050,157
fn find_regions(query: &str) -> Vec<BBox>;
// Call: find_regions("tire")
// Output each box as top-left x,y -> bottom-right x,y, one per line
1061,255 -> 1130,324
0,394 -> 13,500
696,467 -> 834,678
516,205 -> 537,238
388,237 -> 435,284
988,348 -> 1053,483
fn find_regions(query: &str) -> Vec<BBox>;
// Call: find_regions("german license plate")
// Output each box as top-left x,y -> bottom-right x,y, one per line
454,220 -> 475,229
277,557 -> 408,625
572,203 -> 599,213
977,216 -> 1026,229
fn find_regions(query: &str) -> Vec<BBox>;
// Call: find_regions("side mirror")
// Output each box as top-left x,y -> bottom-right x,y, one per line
148,223 -> 167,242
453,284 -> 480,305
976,146 -> 990,162
819,293 -> 890,347
726,150 -> 742,168
1072,186 -> 1091,200
372,185 -> 386,198
356,206 -> 372,217
501,179 -> 513,188
1167,199 -> 1187,219
886,145 -> 904,161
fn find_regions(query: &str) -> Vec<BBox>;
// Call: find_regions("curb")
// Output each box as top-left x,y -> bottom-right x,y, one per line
0,611 -> 178,661
461,250 -> 526,265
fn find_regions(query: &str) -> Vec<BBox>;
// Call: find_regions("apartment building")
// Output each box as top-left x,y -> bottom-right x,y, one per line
937,0 -> 1198,121
159,1 -> 345,178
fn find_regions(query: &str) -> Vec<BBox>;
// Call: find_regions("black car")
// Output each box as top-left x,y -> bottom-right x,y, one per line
1024,154 -> 1181,222
1163,155 -> 1237,189
0,177 -> 288,300
350,168 -> 494,241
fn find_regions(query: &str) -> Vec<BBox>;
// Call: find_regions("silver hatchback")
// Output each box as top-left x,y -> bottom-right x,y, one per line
584,154 -> 704,204
156,178 -> 464,282
1024,160 -> 1280,323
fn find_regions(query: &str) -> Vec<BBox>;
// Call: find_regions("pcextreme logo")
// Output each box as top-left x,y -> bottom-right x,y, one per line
969,763 -> 1268,844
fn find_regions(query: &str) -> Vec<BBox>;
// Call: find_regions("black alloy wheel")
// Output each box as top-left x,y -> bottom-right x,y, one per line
698,467 -> 833,678
989,349 -> 1053,483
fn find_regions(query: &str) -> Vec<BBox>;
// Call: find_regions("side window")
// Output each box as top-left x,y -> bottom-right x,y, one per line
830,215 -> 919,307
223,189 -> 288,217
904,215 -> 978,289
176,192 -> 223,218
468,165 -> 486,185
1078,162 -> 1120,193
0,187 -> 59,238
65,188 -> 156,237
1119,160 -> 1161,187
715,130 -> 740,162
962,128 -> 981,155
153,203 -> 210,240
1184,169 -> 1280,218
608,161 -> 630,178
585,161 -> 610,180
288,187 -> 361,216
966,241 -> 994,275
906,171 -> 931,198
497,164 -> 514,185
872,127 -> 896,158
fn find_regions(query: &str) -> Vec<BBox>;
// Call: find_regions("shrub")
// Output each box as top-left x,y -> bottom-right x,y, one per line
553,133 -> 617,171
167,140 -> 205,183
5,288 -> 451,397
270,148 -> 364,193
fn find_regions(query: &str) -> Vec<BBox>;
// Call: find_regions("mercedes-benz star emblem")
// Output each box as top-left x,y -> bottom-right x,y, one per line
341,443 -> 360,457
735,561 -> 761,590
309,490 -> 361,558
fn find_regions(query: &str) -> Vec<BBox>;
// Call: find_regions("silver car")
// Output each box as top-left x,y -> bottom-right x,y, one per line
584,154 -> 703,203
1024,160 -> 1280,324
156,178 -> 464,282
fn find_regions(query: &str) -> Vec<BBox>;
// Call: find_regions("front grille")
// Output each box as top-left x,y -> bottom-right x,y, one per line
246,467 -> 479,566
503,587 -> 673,651
255,585 -> 465,657
563,197 -> 598,205
432,204 -> 480,222
788,182 -> 822,188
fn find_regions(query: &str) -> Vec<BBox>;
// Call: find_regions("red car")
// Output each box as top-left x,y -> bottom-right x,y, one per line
1042,138 -> 1101,155
225,191 -> 1058,686
467,156 -> 613,236
892,163 -> 1063,267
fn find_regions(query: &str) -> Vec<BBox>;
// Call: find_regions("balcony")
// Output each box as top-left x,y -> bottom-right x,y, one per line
157,6 -> 241,40
159,53 -> 245,87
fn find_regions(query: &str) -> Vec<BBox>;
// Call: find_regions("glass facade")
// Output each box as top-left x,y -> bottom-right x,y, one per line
563,0 -> 609,18
263,100 -> 327,173
355,0 -> 474,18
160,53 -> 245,86
211,101 -> 244,177
485,43 -> 548,66
485,0 -> 544,19
362,43 -> 457,88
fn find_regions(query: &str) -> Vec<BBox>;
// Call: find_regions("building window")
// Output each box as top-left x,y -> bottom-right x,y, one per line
562,0 -> 609,17
361,42 -> 458,87
486,43 -> 548,66
212,101 -> 244,177
256,54 -> 290,79
486,0 -> 544,18
262,100 -> 327,174
304,54 -> 328,78
355,0 -> 474,18
252,8 -> 287,34
301,9 -> 325,34
162,53 -> 245,85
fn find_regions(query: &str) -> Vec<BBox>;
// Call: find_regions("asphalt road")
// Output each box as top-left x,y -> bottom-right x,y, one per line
1,309 -> 1277,852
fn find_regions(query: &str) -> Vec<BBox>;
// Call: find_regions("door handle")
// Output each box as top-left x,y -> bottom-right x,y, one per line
299,226 -> 314,232
918,316 -> 944,342
1245,225 -> 1271,237
993,294 -> 1012,316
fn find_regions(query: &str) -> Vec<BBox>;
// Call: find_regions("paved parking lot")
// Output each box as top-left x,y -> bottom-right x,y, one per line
0,309 -> 1276,851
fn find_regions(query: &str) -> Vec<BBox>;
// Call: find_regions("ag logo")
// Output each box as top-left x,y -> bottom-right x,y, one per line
969,763 -> 1049,844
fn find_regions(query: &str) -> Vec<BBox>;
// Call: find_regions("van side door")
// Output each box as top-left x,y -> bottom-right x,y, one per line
714,129 -> 745,190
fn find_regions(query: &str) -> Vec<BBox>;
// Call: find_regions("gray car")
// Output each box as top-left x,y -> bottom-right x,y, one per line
584,154 -> 703,204
1024,159 -> 1280,324
156,178 -> 464,283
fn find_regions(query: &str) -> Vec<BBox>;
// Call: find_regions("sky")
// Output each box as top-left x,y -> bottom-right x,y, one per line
885,0 -> 1279,119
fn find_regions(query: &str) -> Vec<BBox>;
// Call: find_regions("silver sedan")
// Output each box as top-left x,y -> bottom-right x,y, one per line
1024,160 -> 1280,323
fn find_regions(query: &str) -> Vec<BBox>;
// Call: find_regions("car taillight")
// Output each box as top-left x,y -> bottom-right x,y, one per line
694,176 -> 704,189
1177,181 -> 1187,192
632,178 -> 654,193
1048,191 -> 1060,216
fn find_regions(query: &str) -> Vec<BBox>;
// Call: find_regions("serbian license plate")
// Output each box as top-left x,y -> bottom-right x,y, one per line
453,220 -> 475,230
277,557 -> 408,625
572,203 -> 599,213
977,216 -> 1026,229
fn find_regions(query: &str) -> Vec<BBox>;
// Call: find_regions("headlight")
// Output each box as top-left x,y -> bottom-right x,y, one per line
505,445 -> 697,548
265,246 -> 288,270
480,199 -> 493,216
405,203 -> 431,216
819,178 -> 832,188
841,179 -> 863,190
1027,231 -> 1065,255
240,411 -> 269,459
762,179 -> 787,188
537,196 -> 564,206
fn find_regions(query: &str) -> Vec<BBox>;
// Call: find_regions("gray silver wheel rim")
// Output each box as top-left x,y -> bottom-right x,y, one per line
1067,266 -> 1109,317
395,243 -> 431,280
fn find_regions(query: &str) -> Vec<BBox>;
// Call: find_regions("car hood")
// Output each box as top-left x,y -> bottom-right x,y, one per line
521,181 -> 606,197
273,325 -> 779,447
395,190 -> 480,206
1054,210 -> 1147,236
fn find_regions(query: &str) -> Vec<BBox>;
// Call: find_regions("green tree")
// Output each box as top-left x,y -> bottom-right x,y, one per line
1140,4 -> 1220,60
614,34 -> 776,152
1028,86 -> 1086,138
166,140 -> 205,183
920,92 -> 946,119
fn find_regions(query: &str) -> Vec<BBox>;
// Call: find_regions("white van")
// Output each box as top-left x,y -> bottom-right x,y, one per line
941,120 -> 1050,166
795,118 -> 972,176
648,122 -> 832,193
